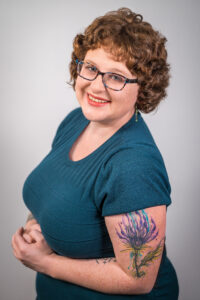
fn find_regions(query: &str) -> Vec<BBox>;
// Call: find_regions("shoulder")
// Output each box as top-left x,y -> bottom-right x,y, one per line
105,132 -> 166,177
57,107 -> 83,130
94,116 -> 172,215
51,107 -> 84,148
95,141 -> 171,216
103,143 -> 170,189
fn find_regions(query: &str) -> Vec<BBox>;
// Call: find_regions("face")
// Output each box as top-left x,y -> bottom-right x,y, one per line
75,47 -> 139,128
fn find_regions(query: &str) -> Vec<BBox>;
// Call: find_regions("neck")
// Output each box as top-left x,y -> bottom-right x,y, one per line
86,109 -> 135,139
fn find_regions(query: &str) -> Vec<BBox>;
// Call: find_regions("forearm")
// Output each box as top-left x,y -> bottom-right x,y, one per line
45,254 -> 145,295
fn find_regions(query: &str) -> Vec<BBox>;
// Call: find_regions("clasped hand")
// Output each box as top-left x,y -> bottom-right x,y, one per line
11,221 -> 54,274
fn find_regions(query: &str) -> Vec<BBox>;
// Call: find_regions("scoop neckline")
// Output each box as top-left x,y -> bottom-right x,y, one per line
66,110 -> 140,165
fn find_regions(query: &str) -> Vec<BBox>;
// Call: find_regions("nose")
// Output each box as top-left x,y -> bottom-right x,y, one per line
90,73 -> 106,92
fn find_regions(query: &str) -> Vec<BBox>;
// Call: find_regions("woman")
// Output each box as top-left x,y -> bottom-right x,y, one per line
12,7 -> 179,300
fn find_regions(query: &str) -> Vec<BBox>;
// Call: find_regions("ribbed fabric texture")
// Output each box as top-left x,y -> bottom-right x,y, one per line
23,107 -> 179,299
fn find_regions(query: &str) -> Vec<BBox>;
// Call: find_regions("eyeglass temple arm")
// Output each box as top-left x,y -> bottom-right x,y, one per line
76,59 -> 83,64
126,78 -> 138,83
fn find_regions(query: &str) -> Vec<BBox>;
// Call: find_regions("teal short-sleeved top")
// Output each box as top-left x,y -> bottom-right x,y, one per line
23,107 -> 179,299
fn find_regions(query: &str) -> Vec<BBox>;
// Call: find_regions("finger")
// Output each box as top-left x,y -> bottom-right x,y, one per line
23,233 -> 35,244
11,236 -> 17,252
12,244 -> 19,258
25,223 -> 41,234
31,224 -> 42,232
11,235 -> 21,259
14,227 -> 29,250
28,229 -> 44,243
12,247 -> 18,259
11,231 -> 20,250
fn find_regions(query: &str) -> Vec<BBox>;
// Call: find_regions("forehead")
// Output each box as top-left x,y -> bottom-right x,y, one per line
84,48 -> 132,76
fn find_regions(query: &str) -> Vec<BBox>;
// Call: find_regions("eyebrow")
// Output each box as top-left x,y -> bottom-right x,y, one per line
84,59 -> 132,78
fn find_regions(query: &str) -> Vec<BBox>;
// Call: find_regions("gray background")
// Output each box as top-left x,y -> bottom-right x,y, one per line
1,0 -> 199,299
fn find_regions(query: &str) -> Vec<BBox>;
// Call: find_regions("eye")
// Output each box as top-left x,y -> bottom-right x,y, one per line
108,73 -> 124,82
85,63 -> 97,73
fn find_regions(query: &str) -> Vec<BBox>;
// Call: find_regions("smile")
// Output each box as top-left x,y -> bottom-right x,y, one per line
88,94 -> 110,103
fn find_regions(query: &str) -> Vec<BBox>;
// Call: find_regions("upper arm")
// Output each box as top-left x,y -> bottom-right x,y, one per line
105,205 -> 166,294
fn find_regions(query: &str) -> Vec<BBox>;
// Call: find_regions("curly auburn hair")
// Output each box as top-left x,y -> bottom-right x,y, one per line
69,7 -> 170,113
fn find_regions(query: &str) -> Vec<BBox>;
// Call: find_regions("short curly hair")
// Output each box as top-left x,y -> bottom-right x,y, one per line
69,7 -> 170,113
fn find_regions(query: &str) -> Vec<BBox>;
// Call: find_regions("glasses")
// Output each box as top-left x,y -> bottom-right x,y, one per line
76,59 -> 138,91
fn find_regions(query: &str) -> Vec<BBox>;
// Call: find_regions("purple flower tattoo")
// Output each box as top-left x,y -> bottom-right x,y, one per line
116,210 -> 164,278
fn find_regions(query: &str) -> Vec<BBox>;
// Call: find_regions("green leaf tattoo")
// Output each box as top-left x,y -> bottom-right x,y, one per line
115,210 -> 164,278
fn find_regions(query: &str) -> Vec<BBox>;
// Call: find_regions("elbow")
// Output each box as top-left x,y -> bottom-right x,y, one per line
127,277 -> 155,295
118,263 -> 155,295
140,284 -> 154,295
129,283 -> 153,295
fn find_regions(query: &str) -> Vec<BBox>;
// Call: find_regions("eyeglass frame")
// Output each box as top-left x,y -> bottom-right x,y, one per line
75,59 -> 138,91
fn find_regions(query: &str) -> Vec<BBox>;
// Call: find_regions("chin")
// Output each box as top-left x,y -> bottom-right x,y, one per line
80,105 -> 108,122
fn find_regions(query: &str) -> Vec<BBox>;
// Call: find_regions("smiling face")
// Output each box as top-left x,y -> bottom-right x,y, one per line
75,48 -> 139,128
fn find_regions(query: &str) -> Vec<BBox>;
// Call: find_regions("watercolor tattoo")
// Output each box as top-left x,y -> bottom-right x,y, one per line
115,210 -> 164,278
96,257 -> 117,264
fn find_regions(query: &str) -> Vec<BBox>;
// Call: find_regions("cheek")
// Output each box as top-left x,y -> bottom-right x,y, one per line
75,78 -> 81,93
75,79 -> 91,106
75,79 -> 83,100
123,86 -> 139,104
75,78 -> 89,96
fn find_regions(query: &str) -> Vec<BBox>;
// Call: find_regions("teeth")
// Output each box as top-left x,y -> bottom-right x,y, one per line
89,95 -> 109,103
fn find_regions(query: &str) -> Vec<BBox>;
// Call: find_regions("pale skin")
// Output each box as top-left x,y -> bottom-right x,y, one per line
71,48 -> 139,161
22,213 -> 41,244
12,48 -> 166,295
12,206 -> 166,294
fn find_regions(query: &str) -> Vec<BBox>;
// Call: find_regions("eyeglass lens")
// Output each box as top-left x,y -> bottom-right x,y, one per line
77,62 -> 126,91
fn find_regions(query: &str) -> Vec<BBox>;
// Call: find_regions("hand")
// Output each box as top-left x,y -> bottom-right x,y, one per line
23,221 -> 42,244
11,227 -> 54,274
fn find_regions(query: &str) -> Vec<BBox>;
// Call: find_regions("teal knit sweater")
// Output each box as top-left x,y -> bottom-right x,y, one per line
23,107 -> 179,299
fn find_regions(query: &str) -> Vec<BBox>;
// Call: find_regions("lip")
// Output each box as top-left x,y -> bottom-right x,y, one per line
87,93 -> 111,107
88,93 -> 110,102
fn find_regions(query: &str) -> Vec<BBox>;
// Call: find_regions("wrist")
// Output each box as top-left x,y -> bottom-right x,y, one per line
43,252 -> 60,278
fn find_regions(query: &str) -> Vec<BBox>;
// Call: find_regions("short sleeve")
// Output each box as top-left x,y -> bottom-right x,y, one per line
94,145 -> 171,217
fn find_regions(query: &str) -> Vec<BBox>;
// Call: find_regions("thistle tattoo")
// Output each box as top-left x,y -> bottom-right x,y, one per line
115,210 -> 164,278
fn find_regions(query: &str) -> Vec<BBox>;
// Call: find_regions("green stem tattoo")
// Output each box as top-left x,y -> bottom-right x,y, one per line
116,210 -> 164,278
134,250 -> 139,277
